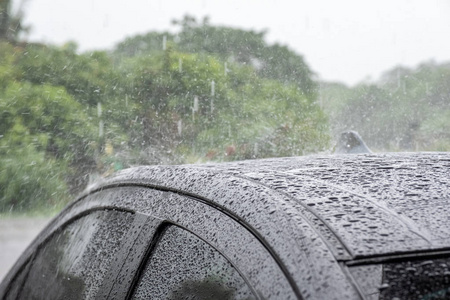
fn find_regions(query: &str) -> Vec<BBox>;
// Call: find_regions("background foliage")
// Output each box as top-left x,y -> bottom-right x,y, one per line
320,61 -> 450,151
0,16 -> 330,212
1,15 -> 449,213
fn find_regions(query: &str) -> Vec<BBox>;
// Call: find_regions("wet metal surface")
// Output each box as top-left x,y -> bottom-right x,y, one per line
202,153 -> 450,257
84,188 -> 299,299
102,152 -> 450,258
2,152 -> 449,299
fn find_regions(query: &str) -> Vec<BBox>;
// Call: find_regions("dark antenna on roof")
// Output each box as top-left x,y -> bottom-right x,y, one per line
334,131 -> 371,154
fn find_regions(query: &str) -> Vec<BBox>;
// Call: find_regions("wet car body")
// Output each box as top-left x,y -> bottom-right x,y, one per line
1,152 -> 450,299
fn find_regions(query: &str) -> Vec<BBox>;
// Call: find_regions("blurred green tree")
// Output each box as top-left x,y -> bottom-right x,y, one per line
0,17 -> 332,212
116,47 -> 329,162
320,61 -> 450,151
114,15 -> 317,97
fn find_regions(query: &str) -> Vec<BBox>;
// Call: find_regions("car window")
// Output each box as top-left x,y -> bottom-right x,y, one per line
12,210 -> 134,300
349,257 -> 450,300
131,225 -> 257,300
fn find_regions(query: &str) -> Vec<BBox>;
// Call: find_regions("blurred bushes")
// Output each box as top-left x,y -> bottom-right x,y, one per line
2,16 -> 450,213
320,61 -> 450,151
0,22 -> 329,212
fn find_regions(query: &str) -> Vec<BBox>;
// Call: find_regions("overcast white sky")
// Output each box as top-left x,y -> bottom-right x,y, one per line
17,0 -> 450,86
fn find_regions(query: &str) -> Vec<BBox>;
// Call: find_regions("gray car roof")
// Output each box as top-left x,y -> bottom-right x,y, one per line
94,152 -> 450,261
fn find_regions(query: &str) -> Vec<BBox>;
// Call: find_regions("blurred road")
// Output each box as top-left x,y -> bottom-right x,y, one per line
0,217 -> 51,282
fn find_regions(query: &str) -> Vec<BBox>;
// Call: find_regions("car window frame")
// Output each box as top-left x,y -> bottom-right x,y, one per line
0,207 -> 137,299
2,184 -> 313,300
126,222 -> 261,299
82,187 -> 299,299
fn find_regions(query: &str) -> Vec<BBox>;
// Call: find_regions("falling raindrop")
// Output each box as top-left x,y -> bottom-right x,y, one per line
211,80 -> 215,114
177,120 -> 182,136
224,62 -> 229,76
97,102 -> 102,118
192,96 -> 199,121
162,35 -> 167,51
99,120 -> 104,137
193,96 -> 199,112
